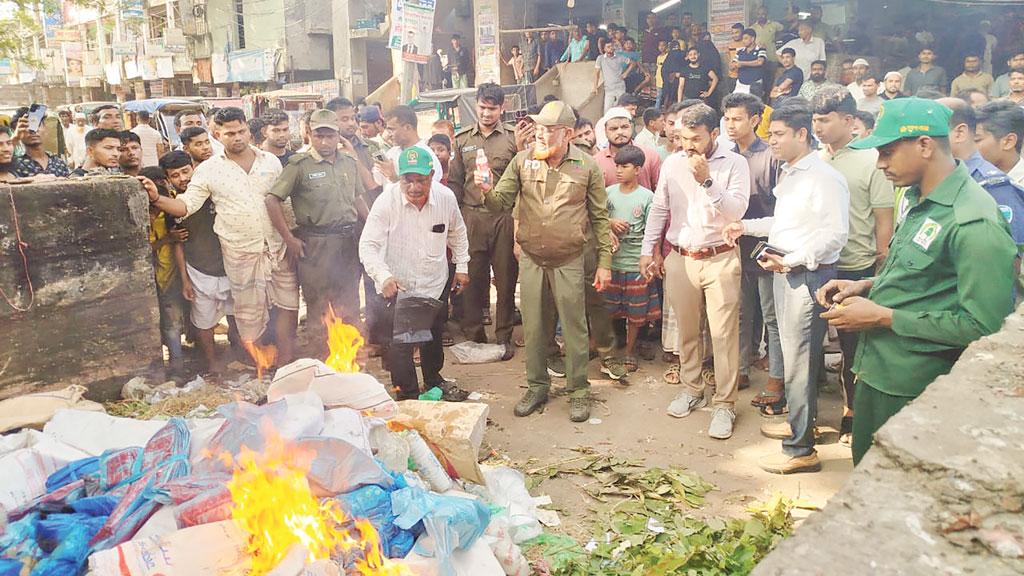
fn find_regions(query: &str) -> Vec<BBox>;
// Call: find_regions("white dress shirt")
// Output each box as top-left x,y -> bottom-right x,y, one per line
359,181 -> 470,300
131,123 -> 165,167
66,125 -> 90,168
177,146 -> 284,253
641,145 -> 751,255
1008,157 -> 1024,188
742,152 -> 849,270
780,37 -> 827,78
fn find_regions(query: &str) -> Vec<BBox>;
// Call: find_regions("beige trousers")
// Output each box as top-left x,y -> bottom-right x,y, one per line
664,248 -> 742,407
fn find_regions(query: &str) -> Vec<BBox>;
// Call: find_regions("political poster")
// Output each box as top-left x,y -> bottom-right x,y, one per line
62,41 -> 83,86
398,0 -> 435,64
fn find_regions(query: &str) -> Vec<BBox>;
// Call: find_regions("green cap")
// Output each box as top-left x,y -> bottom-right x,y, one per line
528,101 -> 577,128
398,146 -> 433,176
849,97 -> 952,150
308,109 -> 339,132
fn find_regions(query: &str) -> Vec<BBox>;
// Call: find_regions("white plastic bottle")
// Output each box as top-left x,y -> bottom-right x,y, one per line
405,430 -> 452,492
475,148 -> 492,192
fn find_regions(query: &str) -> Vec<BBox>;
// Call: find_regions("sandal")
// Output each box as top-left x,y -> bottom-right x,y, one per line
623,355 -> 639,372
758,398 -> 789,416
441,332 -> 454,347
663,363 -> 681,385
750,388 -> 784,408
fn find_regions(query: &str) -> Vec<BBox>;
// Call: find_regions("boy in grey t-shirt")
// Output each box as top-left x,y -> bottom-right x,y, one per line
595,42 -> 631,113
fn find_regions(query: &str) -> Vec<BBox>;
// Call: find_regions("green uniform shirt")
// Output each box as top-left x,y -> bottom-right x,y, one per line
268,147 -> 363,228
821,146 -> 894,272
449,122 -> 518,208
854,164 -> 1017,398
487,144 -> 613,269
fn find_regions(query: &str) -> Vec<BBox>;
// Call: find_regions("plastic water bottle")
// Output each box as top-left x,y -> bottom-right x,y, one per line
475,148 -> 492,192
405,430 -> 452,492
369,425 -> 409,474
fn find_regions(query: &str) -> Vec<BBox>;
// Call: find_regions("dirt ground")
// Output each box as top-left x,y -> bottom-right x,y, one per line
358,316 -> 854,538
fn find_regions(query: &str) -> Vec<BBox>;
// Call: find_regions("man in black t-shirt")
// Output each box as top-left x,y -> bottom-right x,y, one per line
679,47 -> 719,102
770,47 -> 804,106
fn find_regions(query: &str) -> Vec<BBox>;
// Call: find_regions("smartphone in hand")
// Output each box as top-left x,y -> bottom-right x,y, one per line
27,104 -> 47,133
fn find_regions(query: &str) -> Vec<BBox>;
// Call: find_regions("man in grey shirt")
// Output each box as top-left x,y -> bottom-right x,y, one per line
595,41 -> 631,113
522,31 -> 541,84
903,47 -> 948,96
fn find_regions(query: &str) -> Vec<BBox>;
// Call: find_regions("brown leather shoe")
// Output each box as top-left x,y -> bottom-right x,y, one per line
760,417 -> 792,439
758,451 -> 822,474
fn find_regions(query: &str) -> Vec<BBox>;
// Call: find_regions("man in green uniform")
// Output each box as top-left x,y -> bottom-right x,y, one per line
486,101 -> 614,422
818,98 -> 1017,465
266,109 -> 367,356
449,83 -> 520,357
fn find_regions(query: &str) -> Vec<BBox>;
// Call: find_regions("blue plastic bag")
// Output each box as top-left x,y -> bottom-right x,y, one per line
390,487 -> 491,576
334,482 -> 418,559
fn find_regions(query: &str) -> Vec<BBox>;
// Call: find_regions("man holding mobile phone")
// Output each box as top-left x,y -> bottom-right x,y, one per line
11,107 -> 70,179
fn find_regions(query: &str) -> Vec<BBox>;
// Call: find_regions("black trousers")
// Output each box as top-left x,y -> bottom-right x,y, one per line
837,265 -> 875,410
384,267 -> 453,395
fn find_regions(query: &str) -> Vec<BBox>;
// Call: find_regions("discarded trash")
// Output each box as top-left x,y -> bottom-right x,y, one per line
369,425 -> 410,475
449,342 -> 507,364
320,408 -> 372,456
402,537 -> 506,575
394,400 -> 490,484
419,387 -> 443,401
481,512 -> 531,576
0,385 -> 104,434
406,430 -> 453,493
588,418 -> 602,425
482,467 -> 542,544
268,359 -> 397,418
87,520 -> 252,576
0,430 -> 88,513
391,488 -> 492,576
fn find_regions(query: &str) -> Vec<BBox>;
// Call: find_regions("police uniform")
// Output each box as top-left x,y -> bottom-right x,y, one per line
268,141 -> 365,353
448,120 -> 520,345
848,99 -> 1018,465
964,151 -> 1024,251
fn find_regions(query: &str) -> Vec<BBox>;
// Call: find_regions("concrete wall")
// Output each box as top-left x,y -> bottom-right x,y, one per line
752,307 -> 1024,575
0,179 -> 161,401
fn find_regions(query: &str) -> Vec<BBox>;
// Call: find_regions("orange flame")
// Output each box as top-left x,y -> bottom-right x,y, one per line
243,341 -> 277,378
224,430 -> 409,575
323,304 -> 364,373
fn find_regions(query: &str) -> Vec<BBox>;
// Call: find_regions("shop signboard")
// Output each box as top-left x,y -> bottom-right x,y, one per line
227,49 -> 275,83
709,0 -> 746,51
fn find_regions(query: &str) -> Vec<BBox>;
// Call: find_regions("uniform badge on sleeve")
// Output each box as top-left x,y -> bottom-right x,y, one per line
912,218 -> 942,251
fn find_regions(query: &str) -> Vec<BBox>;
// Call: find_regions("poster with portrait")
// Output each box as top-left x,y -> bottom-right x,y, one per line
398,0 -> 435,64
62,41 -> 83,86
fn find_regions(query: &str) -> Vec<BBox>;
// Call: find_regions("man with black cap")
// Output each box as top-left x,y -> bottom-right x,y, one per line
817,98 -> 1018,465
360,146 -> 471,401
485,101 -> 614,422
265,109 -> 367,357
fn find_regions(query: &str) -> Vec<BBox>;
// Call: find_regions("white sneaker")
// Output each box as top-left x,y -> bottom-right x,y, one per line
708,407 -> 736,440
667,392 -> 706,418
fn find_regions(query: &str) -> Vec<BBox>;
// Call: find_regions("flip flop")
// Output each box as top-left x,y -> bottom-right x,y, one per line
663,363 -> 681,385
751,388 -> 784,408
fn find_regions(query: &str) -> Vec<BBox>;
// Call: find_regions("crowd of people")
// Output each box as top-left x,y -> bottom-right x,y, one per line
4,7 -> 1024,476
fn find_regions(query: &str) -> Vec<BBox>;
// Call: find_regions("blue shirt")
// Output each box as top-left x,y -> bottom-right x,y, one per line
773,65 -> 804,104
965,152 -> 1024,251
736,45 -> 766,85
543,39 -> 566,69
12,153 -> 70,178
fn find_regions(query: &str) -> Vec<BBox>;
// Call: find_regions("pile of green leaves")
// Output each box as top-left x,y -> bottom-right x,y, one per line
523,449 -> 793,576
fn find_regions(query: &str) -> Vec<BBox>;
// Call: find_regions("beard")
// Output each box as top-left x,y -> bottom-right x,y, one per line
811,74 -> 826,83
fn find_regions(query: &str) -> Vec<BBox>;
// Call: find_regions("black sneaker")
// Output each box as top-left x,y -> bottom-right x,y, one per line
569,397 -> 591,422
514,389 -> 548,417
500,342 -> 516,361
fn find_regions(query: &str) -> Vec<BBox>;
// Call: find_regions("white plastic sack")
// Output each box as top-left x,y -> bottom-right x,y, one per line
269,359 -> 398,418
87,520 -> 251,576
43,410 -> 224,461
0,430 -> 90,512
402,537 -> 505,576
0,385 -> 104,433
319,407 -> 372,456
482,467 -> 543,544
132,505 -> 180,541
448,342 -> 507,364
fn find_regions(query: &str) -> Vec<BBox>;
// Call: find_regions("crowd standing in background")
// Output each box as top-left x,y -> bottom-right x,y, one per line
4,4 -> 1024,474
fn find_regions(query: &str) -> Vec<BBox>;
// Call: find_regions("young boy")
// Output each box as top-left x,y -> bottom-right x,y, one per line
604,145 -> 661,372
143,165 -> 187,379
427,133 -> 452,186
506,45 -> 526,85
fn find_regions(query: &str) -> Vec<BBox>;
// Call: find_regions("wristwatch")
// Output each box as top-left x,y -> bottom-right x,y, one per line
701,178 -> 713,189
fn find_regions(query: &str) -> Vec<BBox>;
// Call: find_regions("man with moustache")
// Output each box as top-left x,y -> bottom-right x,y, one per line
640,103 -> 750,441
485,101 -> 613,423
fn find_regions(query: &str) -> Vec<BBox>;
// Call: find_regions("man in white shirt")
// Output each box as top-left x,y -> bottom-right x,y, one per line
65,113 -> 91,169
723,101 -> 850,475
780,21 -> 827,79
132,110 -> 167,167
360,146 -> 471,401
373,105 -> 443,188
856,74 -> 884,115
142,107 -> 299,366
975,100 -> 1024,187
846,58 -> 870,101
640,103 -> 751,440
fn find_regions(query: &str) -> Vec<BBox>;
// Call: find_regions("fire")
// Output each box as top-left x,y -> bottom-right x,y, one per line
244,341 -> 277,378
323,304 -> 364,373
224,431 -> 409,575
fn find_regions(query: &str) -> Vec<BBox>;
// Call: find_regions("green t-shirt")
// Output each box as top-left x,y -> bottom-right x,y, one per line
606,184 -> 654,272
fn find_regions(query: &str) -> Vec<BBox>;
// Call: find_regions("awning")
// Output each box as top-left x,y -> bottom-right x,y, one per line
122,99 -> 201,113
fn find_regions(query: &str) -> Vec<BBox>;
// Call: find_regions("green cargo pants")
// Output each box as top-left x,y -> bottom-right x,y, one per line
520,251 -> 590,399
851,380 -> 913,465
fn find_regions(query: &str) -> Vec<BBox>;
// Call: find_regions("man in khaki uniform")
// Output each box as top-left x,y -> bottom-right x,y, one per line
486,101 -> 614,423
265,109 -> 367,356
449,83 -> 520,356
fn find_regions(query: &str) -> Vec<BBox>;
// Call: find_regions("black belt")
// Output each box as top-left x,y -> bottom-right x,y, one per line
297,222 -> 359,236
